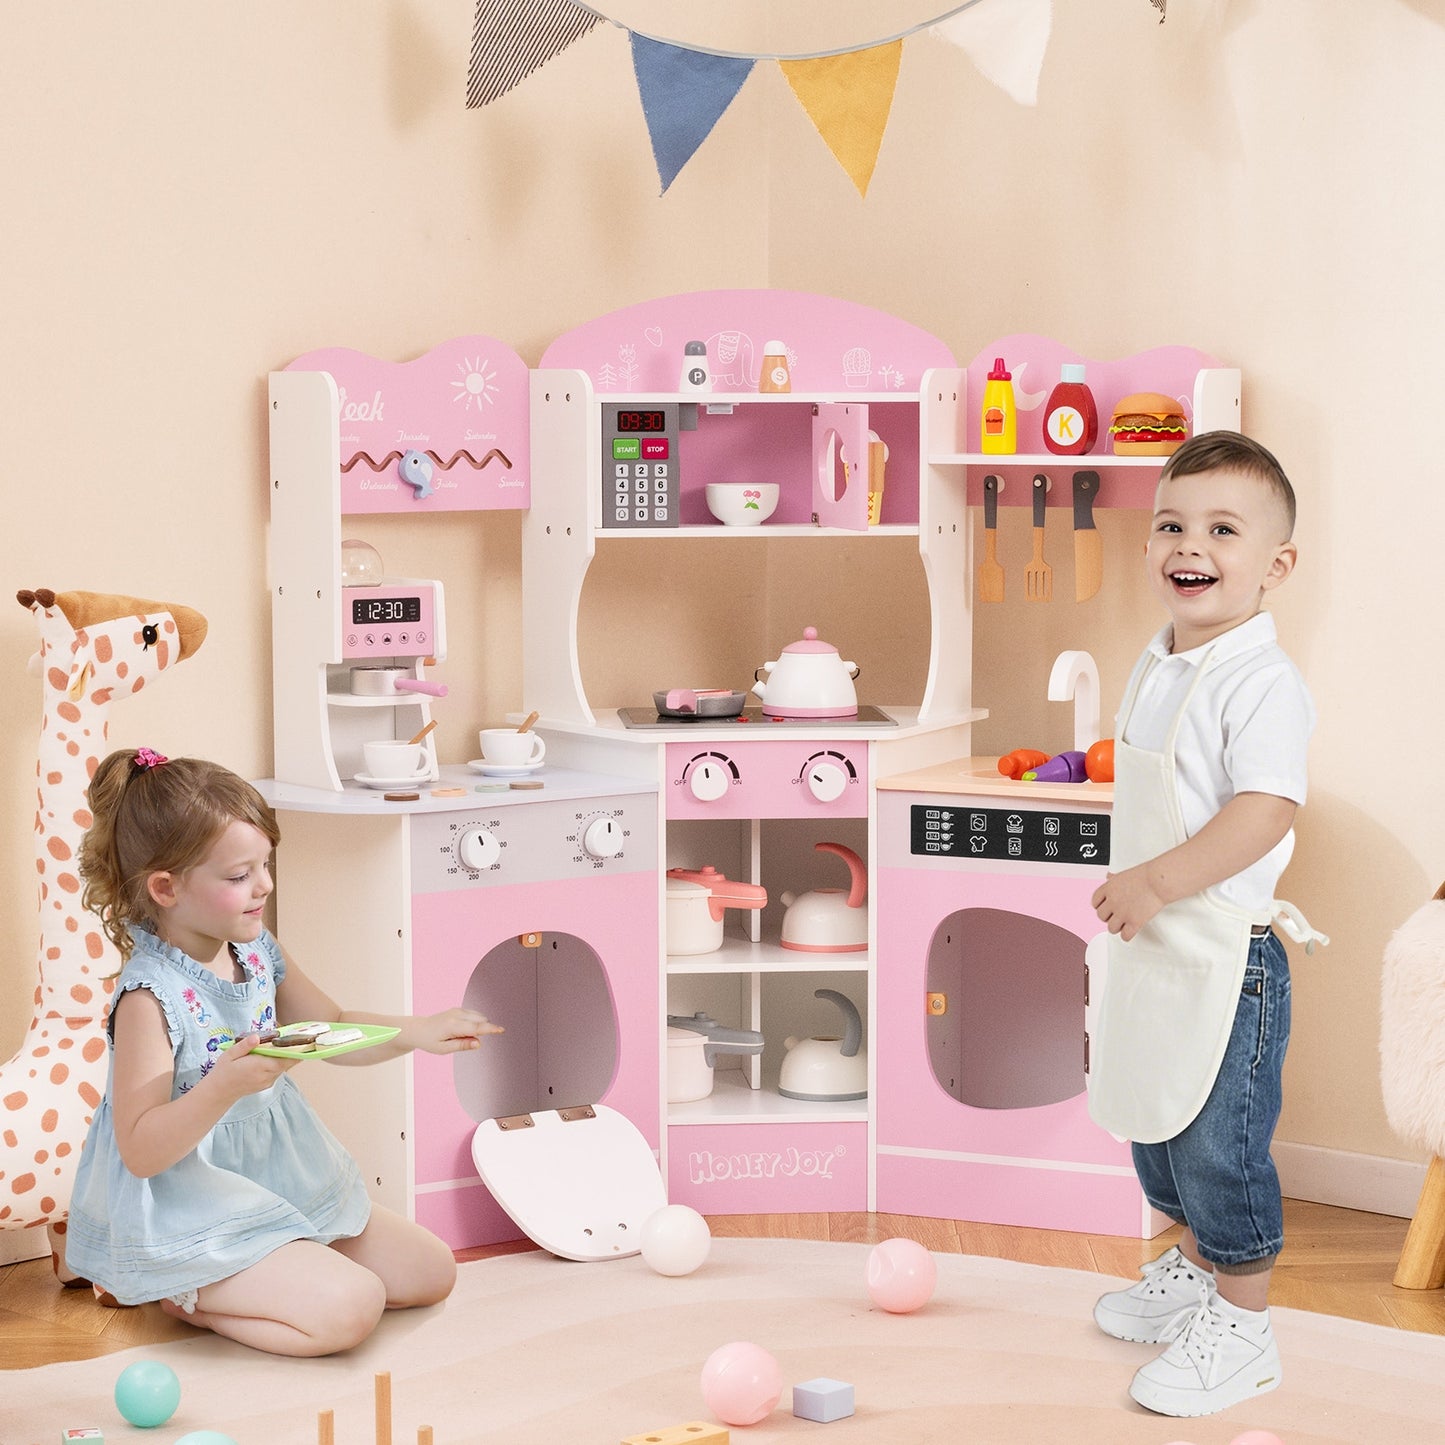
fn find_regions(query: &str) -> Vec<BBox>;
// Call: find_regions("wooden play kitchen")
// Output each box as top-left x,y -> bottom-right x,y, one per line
262,289 -> 1240,1245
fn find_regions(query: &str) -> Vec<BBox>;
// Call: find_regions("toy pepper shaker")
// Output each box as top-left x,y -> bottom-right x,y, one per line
679,340 -> 710,394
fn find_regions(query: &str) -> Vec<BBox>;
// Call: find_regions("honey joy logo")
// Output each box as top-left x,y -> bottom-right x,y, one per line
687,1144 -> 844,1185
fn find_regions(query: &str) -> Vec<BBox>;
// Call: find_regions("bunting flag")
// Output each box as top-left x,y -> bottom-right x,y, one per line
467,1 -> 1054,193
630,35 -> 755,194
779,42 -> 903,198
931,0 -> 1053,107
467,0 -> 602,107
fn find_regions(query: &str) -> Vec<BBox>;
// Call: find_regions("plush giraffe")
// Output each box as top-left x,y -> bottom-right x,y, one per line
0,588 -> 206,1275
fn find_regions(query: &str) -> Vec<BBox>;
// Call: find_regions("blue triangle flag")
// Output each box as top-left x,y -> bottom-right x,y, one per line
629,33 -> 754,193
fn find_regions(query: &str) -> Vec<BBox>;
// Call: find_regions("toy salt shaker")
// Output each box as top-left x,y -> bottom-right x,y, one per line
759,340 -> 792,394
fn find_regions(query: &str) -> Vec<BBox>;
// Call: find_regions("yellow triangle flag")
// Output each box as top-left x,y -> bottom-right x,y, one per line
779,41 -> 902,197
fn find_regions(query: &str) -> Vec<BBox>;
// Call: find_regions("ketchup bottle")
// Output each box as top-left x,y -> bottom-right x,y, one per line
1042,364 -> 1099,456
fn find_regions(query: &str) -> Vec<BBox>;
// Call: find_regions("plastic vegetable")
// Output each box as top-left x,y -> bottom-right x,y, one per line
998,748 -> 1050,780
1023,750 -> 1087,783
1085,737 -> 1115,783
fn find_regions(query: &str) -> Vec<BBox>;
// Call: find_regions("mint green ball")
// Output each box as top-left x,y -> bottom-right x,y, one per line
114,1359 -> 181,1428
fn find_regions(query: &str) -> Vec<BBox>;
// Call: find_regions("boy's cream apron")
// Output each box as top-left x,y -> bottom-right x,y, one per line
1086,648 -> 1326,1145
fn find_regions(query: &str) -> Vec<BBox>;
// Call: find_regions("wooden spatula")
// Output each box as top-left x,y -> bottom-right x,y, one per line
1025,473 -> 1053,602
979,474 -> 1005,603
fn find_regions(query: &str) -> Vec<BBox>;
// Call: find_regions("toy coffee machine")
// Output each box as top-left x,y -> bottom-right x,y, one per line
272,536 -> 448,791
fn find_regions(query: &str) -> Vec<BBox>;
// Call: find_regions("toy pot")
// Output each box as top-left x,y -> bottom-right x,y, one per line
349,665 -> 447,698
751,625 -> 859,717
778,989 -> 868,1102
666,1012 -> 765,1102
665,866 -> 767,955
779,842 -> 868,952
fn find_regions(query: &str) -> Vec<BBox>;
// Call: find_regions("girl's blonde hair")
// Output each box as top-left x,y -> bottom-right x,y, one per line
79,750 -> 281,963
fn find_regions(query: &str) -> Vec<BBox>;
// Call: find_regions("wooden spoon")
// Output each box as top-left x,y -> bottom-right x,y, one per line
407,719 -> 438,746
517,710 -> 539,733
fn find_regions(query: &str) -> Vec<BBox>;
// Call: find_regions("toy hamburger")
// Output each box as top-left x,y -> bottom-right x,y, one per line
1108,392 -> 1189,455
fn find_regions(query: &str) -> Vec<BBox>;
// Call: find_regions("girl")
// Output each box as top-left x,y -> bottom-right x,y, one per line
64,747 -> 501,1356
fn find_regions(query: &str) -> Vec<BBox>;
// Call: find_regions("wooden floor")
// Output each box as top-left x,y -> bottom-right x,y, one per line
3,1199 -> 1442,1371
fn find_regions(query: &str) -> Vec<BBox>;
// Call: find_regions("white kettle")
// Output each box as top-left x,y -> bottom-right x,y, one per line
779,841 -> 868,953
778,989 -> 867,1102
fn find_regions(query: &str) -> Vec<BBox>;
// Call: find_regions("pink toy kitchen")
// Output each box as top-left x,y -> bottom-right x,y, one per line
259,289 -> 1241,1255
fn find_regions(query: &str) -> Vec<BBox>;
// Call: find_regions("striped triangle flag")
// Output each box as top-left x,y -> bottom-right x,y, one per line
779,42 -> 903,197
630,33 -> 755,193
467,0 -> 602,108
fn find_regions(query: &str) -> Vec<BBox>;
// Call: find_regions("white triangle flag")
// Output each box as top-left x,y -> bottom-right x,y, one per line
933,0 -> 1053,107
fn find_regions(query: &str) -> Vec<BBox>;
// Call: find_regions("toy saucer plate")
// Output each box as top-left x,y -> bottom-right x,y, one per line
219,1021 -> 400,1060
467,759 -> 546,777
354,770 -> 432,789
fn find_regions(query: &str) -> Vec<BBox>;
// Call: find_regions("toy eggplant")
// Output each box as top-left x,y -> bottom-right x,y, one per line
1022,750 -> 1087,783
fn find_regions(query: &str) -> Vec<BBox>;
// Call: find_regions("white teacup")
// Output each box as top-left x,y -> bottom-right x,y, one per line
480,728 -> 546,768
362,739 -> 425,778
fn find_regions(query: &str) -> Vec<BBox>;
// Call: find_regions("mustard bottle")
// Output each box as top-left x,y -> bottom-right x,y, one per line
980,357 -> 1017,454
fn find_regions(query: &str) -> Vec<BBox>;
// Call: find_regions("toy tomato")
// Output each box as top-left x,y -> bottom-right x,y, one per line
1085,737 -> 1115,783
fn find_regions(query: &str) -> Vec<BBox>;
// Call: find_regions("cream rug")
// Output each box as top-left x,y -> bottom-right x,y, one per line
5,1239 -> 1443,1444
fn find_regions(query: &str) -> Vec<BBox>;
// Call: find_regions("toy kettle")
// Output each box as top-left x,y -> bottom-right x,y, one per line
779,842 -> 868,952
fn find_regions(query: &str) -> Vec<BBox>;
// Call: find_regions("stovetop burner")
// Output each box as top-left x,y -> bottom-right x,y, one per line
618,705 -> 897,730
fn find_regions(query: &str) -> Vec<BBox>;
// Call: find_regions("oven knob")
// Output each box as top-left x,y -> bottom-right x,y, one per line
687,760 -> 731,802
580,816 -> 625,860
804,759 -> 849,803
456,826 -> 501,872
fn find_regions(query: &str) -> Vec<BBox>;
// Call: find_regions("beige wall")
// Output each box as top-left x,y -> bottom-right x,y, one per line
3,2 -> 1439,1185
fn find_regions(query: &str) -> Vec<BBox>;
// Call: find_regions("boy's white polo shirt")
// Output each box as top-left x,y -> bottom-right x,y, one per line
1117,610 -> 1316,915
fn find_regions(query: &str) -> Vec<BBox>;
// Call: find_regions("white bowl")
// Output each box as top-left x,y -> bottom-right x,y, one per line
705,483 -> 779,526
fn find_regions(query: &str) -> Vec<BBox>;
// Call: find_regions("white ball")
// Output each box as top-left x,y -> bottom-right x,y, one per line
640,1204 -> 711,1276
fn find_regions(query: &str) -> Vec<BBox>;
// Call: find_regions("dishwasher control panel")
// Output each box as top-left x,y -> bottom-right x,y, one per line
911,803 -> 1109,867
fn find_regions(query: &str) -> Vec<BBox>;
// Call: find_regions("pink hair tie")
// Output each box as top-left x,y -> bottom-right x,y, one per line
133,747 -> 169,771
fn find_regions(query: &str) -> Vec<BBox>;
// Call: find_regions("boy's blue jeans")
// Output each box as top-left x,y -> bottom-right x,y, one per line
1131,930 -> 1290,1274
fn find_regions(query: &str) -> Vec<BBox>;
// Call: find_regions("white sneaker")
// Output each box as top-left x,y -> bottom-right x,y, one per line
1128,1296 -> 1282,1417
1093,1246 -> 1217,1343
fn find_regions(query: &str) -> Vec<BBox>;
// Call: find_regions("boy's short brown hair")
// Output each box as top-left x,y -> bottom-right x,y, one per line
1160,431 -> 1297,537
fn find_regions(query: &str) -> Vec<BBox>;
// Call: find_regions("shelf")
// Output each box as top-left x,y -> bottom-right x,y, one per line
929,451 -> 1163,468
596,524 -> 915,540
325,693 -> 430,708
668,933 -> 870,975
668,1069 -> 869,1125
605,391 -> 919,406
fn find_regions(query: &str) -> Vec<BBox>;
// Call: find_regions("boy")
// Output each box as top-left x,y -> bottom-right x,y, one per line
1087,431 -> 1328,1417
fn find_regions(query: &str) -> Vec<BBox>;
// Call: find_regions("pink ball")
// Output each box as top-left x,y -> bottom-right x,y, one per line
700,1340 -> 784,1426
865,1237 -> 937,1313
1229,1435 -> 1285,1445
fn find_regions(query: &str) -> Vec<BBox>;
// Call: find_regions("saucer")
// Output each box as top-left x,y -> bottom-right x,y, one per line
355,770 -> 432,789
467,758 -> 546,777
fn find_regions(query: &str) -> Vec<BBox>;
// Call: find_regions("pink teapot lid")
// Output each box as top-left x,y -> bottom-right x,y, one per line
782,626 -> 838,655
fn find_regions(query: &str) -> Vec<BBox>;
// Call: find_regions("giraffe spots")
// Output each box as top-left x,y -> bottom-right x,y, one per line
2,1130 -> 15,1148
4,1091 -> 29,1112
86,932 -> 105,960
79,1081 -> 101,1109
70,983 -> 93,1006
57,700 -> 82,724
58,1141 -> 74,1158
57,871 -> 80,894
92,687 -> 114,705
39,1108 -> 59,1135
66,740 -> 79,757
48,771 -> 63,787
65,916 -> 78,933
47,666 -> 69,691
10,1174 -> 36,1195
47,835 -> 73,861
48,1063 -> 69,1086
94,635 -> 113,663
83,1037 -> 106,1063
134,675 -> 147,692
74,807 -> 93,828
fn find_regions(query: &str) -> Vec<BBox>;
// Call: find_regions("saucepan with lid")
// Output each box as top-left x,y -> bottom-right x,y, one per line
350,665 -> 448,698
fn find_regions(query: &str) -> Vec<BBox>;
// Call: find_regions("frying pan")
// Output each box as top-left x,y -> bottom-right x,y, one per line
653,688 -> 747,719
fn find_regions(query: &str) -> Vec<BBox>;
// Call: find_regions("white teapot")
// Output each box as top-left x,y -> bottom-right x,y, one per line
752,625 -> 859,717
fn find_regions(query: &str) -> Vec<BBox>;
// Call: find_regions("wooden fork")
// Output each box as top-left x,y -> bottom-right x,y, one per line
1025,473 -> 1052,602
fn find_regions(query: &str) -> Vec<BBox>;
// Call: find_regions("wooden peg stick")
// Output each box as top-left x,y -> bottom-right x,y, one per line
375,1371 -> 392,1445
417,1429 -> 434,1445
317,1409 -> 334,1445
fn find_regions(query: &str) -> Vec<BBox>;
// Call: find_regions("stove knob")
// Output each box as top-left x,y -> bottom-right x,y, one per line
687,760 -> 731,802
581,816 -> 625,860
804,759 -> 849,803
456,826 -> 501,872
